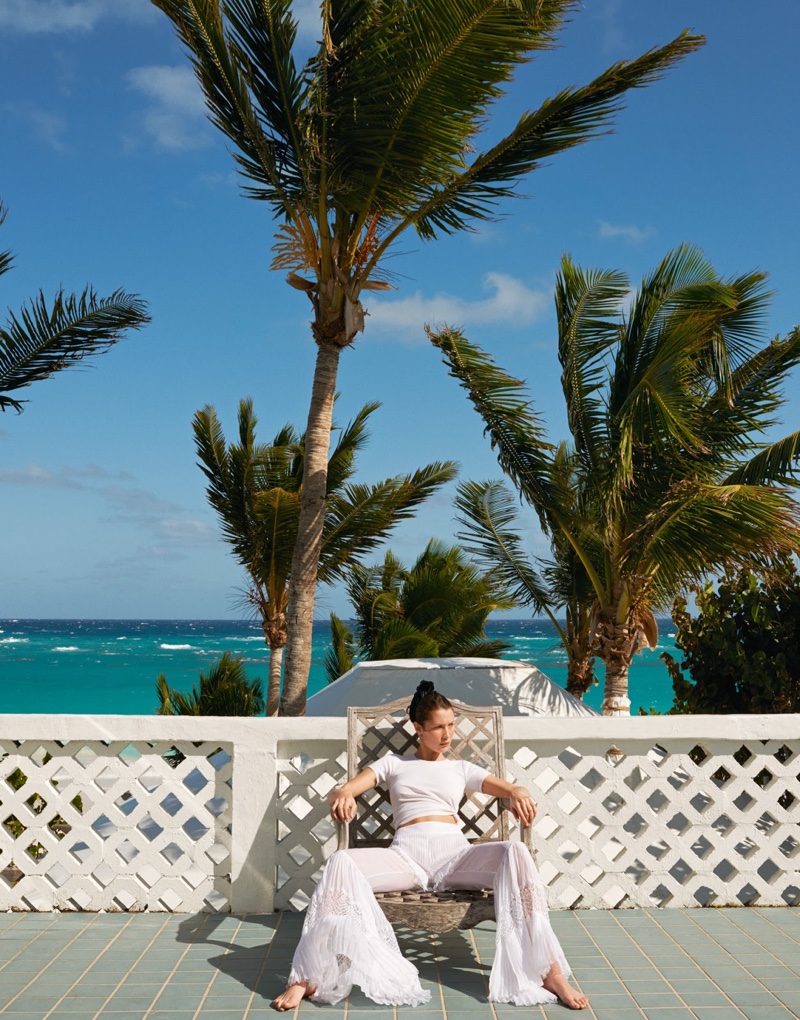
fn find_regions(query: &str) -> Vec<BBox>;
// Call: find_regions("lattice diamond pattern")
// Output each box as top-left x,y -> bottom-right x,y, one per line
505,736 -> 800,909
275,752 -> 347,911
0,739 -> 233,911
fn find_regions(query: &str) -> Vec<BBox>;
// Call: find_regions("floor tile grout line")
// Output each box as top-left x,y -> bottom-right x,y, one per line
614,908 -> 745,1020
69,913 -> 172,1020
0,910 -> 76,976
466,926 -> 499,1019
712,907 -> 800,965
189,914 -> 247,1020
241,913 -> 282,1019
141,913 -> 218,1020
0,911 -> 136,1014
571,912 -> 647,1020
676,904 -> 799,1001
432,931 -> 448,1020
731,906 -> 800,950
549,919 -> 599,1020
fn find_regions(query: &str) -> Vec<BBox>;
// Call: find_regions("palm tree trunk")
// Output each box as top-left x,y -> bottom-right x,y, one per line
596,617 -> 633,715
565,652 -> 595,700
281,339 -> 342,715
266,645 -> 283,717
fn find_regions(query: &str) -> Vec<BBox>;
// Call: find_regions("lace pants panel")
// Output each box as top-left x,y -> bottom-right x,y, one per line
288,824 -> 569,1007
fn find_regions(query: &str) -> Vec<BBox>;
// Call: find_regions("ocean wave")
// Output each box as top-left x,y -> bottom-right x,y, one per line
160,643 -> 193,650
0,637 -> 28,644
53,646 -> 80,652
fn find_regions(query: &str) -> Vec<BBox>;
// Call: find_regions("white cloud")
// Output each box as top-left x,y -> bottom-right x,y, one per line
0,0 -> 154,33
0,462 -> 215,548
0,462 -> 135,487
62,463 -> 134,481
366,272 -> 547,342
126,65 -> 210,151
598,220 -> 656,245
1,102 -> 69,152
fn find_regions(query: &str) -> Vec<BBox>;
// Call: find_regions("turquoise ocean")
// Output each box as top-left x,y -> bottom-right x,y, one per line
0,618 -> 679,715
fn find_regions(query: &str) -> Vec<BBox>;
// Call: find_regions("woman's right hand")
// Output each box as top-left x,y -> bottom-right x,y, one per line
329,787 -> 357,823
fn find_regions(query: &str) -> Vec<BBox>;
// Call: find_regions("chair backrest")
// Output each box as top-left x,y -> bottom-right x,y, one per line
343,697 -> 509,850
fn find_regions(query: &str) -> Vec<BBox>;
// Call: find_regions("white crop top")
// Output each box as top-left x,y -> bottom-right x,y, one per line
367,753 -> 491,828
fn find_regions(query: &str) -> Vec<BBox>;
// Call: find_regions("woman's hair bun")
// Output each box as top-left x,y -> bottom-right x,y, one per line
408,680 -> 436,722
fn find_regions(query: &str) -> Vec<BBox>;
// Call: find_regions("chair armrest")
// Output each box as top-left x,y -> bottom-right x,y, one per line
500,798 -> 537,862
336,819 -> 350,851
520,820 -> 537,861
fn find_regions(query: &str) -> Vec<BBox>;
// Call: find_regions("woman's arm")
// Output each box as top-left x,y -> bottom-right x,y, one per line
328,767 -> 378,823
481,774 -> 537,825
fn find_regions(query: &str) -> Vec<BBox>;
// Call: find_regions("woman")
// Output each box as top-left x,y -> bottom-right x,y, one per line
273,682 -> 588,1011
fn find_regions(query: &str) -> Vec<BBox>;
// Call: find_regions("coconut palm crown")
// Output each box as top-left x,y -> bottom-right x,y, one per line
151,0 -> 703,714
325,539 -> 516,682
431,246 -> 800,714
194,398 -> 456,712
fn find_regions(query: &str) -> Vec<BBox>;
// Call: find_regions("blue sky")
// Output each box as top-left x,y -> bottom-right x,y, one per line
1,0 -> 798,620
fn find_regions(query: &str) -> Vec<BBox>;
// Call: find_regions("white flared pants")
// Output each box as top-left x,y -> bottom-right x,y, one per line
288,822 -> 570,1007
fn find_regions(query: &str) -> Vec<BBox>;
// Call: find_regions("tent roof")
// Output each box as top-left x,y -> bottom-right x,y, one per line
306,657 -> 600,717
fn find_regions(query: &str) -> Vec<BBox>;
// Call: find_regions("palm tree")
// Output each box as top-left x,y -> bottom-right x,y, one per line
325,539 -> 516,681
156,650 -> 265,714
430,246 -> 800,713
0,201 -> 149,413
150,0 -> 704,714
194,398 -> 456,713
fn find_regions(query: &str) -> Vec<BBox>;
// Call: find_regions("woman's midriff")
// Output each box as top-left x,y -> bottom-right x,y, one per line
397,814 -> 458,828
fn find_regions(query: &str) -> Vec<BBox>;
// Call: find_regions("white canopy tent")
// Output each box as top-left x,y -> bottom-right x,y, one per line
305,657 -> 600,717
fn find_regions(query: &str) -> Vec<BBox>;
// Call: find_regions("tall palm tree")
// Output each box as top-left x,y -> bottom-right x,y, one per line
150,0 -> 703,714
430,246 -> 800,713
325,539 -> 516,681
194,398 -> 456,712
0,201 -> 149,413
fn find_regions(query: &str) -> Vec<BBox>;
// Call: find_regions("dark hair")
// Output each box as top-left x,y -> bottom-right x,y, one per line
408,680 -> 453,725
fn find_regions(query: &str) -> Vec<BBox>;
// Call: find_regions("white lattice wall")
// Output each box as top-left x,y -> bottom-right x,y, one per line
273,716 -> 800,912
0,736 -> 232,912
504,729 -> 800,910
2,715 -> 798,912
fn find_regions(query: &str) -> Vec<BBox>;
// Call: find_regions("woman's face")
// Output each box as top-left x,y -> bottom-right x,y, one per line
415,707 -> 456,756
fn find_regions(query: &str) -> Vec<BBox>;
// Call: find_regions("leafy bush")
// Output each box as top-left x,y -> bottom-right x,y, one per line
663,558 -> 800,713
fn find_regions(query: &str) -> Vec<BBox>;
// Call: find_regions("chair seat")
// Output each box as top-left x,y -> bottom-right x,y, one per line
374,887 -> 495,932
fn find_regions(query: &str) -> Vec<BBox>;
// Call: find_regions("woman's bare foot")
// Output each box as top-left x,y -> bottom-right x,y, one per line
543,965 -> 589,1010
271,981 -> 317,1011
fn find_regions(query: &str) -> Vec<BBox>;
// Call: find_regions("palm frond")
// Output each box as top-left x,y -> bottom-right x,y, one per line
324,613 -> 357,684
150,0 -> 306,215
326,400 -> 381,493
325,0 -> 577,220
0,200 -> 13,278
556,256 -> 627,474
428,326 -> 561,529
320,460 -> 458,582
411,32 -> 704,238
0,288 -> 149,412
454,479 -> 555,614
724,430 -> 800,486
636,483 -> 800,600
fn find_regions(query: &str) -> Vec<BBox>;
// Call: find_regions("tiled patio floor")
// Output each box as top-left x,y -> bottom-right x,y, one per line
1,908 -> 798,1020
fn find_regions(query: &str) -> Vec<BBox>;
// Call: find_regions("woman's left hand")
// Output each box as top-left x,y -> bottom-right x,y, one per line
508,785 -> 536,825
